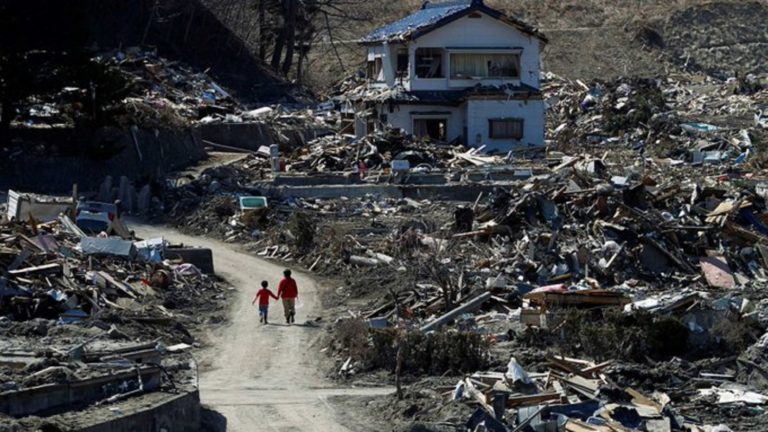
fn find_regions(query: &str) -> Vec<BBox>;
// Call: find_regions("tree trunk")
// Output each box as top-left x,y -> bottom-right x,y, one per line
270,25 -> 285,71
280,0 -> 297,76
0,96 -> 13,147
395,338 -> 404,400
182,4 -> 196,45
296,41 -> 309,84
257,0 -> 268,61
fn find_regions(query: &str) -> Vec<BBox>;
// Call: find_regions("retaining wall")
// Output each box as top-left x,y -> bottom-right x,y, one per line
0,126 -> 205,193
76,391 -> 200,432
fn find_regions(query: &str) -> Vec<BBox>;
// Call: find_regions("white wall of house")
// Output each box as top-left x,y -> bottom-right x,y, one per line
378,103 -> 466,142
367,44 -> 393,88
361,9 -> 545,152
367,43 -> 409,88
408,12 -> 541,91
466,98 -> 545,152
366,11 -> 542,92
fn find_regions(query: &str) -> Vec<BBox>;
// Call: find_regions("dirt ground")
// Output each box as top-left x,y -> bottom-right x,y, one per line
130,222 -> 392,432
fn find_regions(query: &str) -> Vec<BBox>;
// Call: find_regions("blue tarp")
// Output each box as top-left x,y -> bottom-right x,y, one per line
81,237 -> 137,259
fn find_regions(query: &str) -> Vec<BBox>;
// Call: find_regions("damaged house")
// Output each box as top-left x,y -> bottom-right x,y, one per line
352,0 -> 547,152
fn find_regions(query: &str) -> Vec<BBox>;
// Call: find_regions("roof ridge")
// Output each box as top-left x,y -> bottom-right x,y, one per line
422,0 -> 477,10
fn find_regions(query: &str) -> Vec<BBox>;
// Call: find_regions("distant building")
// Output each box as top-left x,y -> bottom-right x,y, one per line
350,0 -> 547,153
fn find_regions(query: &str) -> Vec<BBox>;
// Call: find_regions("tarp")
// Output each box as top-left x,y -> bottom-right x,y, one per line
81,237 -> 137,258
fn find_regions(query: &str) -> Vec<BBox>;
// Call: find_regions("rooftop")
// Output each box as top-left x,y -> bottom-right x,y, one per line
359,0 -> 546,44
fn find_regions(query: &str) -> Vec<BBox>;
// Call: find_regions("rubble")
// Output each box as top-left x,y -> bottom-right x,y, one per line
0,203 -> 228,428
152,68 -> 768,428
5,1 -> 768,430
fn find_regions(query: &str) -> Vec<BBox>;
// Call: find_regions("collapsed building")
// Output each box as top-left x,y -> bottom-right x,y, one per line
0,200 -> 224,431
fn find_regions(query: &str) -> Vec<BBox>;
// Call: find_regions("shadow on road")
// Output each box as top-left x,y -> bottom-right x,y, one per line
201,406 -> 228,432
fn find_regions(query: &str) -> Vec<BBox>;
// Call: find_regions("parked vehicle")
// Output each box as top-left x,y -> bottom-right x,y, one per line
75,201 -> 119,234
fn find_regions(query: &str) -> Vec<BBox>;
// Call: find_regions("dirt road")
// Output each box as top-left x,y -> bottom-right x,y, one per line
132,223 -> 390,431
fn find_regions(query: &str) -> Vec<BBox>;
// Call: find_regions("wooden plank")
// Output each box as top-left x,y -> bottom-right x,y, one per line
582,360 -> 613,375
625,387 -> 662,413
420,292 -> 492,333
548,356 -> 593,377
464,378 -> 494,414
552,380 -> 568,400
506,392 -> 561,407
8,263 -> 61,276
94,271 -> 138,299
565,419 -> 612,432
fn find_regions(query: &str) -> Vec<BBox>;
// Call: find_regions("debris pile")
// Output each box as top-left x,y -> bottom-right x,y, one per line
0,209 -> 227,427
92,47 -> 240,128
453,356 -> 740,432
163,138 -> 768,430
286,129 -> 462,173
543,72 -> 768,166
0,215 -> 223,330
9,46 -> 334,135
12,47 -> 240,130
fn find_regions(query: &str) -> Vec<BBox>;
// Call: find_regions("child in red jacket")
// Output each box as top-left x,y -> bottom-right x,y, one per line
252,280 -> 278,324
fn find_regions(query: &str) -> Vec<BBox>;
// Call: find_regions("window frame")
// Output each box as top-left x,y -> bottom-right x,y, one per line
367,57 -> 385,82
488,118 -> 524,140
414,48 -> 445,79
396,50 -> 409,78
412,116 -> 449,141
448,52 -> 521,80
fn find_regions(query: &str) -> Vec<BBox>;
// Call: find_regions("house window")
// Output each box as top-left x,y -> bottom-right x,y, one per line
415,48 -> 443,78
367,58 -> 384,81
413,118 -> 447,141
396,50 -> 409,78
450,54 -> 520,79
489,118 -> 523,139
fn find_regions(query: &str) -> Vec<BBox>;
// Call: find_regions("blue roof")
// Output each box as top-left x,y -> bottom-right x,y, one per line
361,1 -> 476,43
360,0 -> 545,44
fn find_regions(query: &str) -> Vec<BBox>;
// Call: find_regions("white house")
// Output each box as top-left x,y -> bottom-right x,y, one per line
352,0 -> 547,153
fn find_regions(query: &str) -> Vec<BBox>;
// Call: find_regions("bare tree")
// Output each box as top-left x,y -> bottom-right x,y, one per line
420,241 -> 462,313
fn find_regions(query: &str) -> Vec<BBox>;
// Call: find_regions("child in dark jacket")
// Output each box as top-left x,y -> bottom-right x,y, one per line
252,280 -> 278,324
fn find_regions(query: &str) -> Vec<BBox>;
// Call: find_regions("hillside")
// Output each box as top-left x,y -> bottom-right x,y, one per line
288,0 -> 768,91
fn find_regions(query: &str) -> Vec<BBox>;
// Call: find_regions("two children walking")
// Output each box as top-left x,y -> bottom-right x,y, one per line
251,269 -> 299,325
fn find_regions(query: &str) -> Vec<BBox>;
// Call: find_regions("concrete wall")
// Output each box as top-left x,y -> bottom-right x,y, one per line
197,122 -> 332,152
267,183 -> 505,201
0,127 -> 205,193
408,11 -> 541,91
467,98 -> 545,151
197,122 -> 274,150
379,103 -> 466,142
76,391 -> 200,432
0,367 -> 162,417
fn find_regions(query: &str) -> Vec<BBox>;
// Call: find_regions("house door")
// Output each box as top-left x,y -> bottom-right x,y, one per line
413,118 -> 448,141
